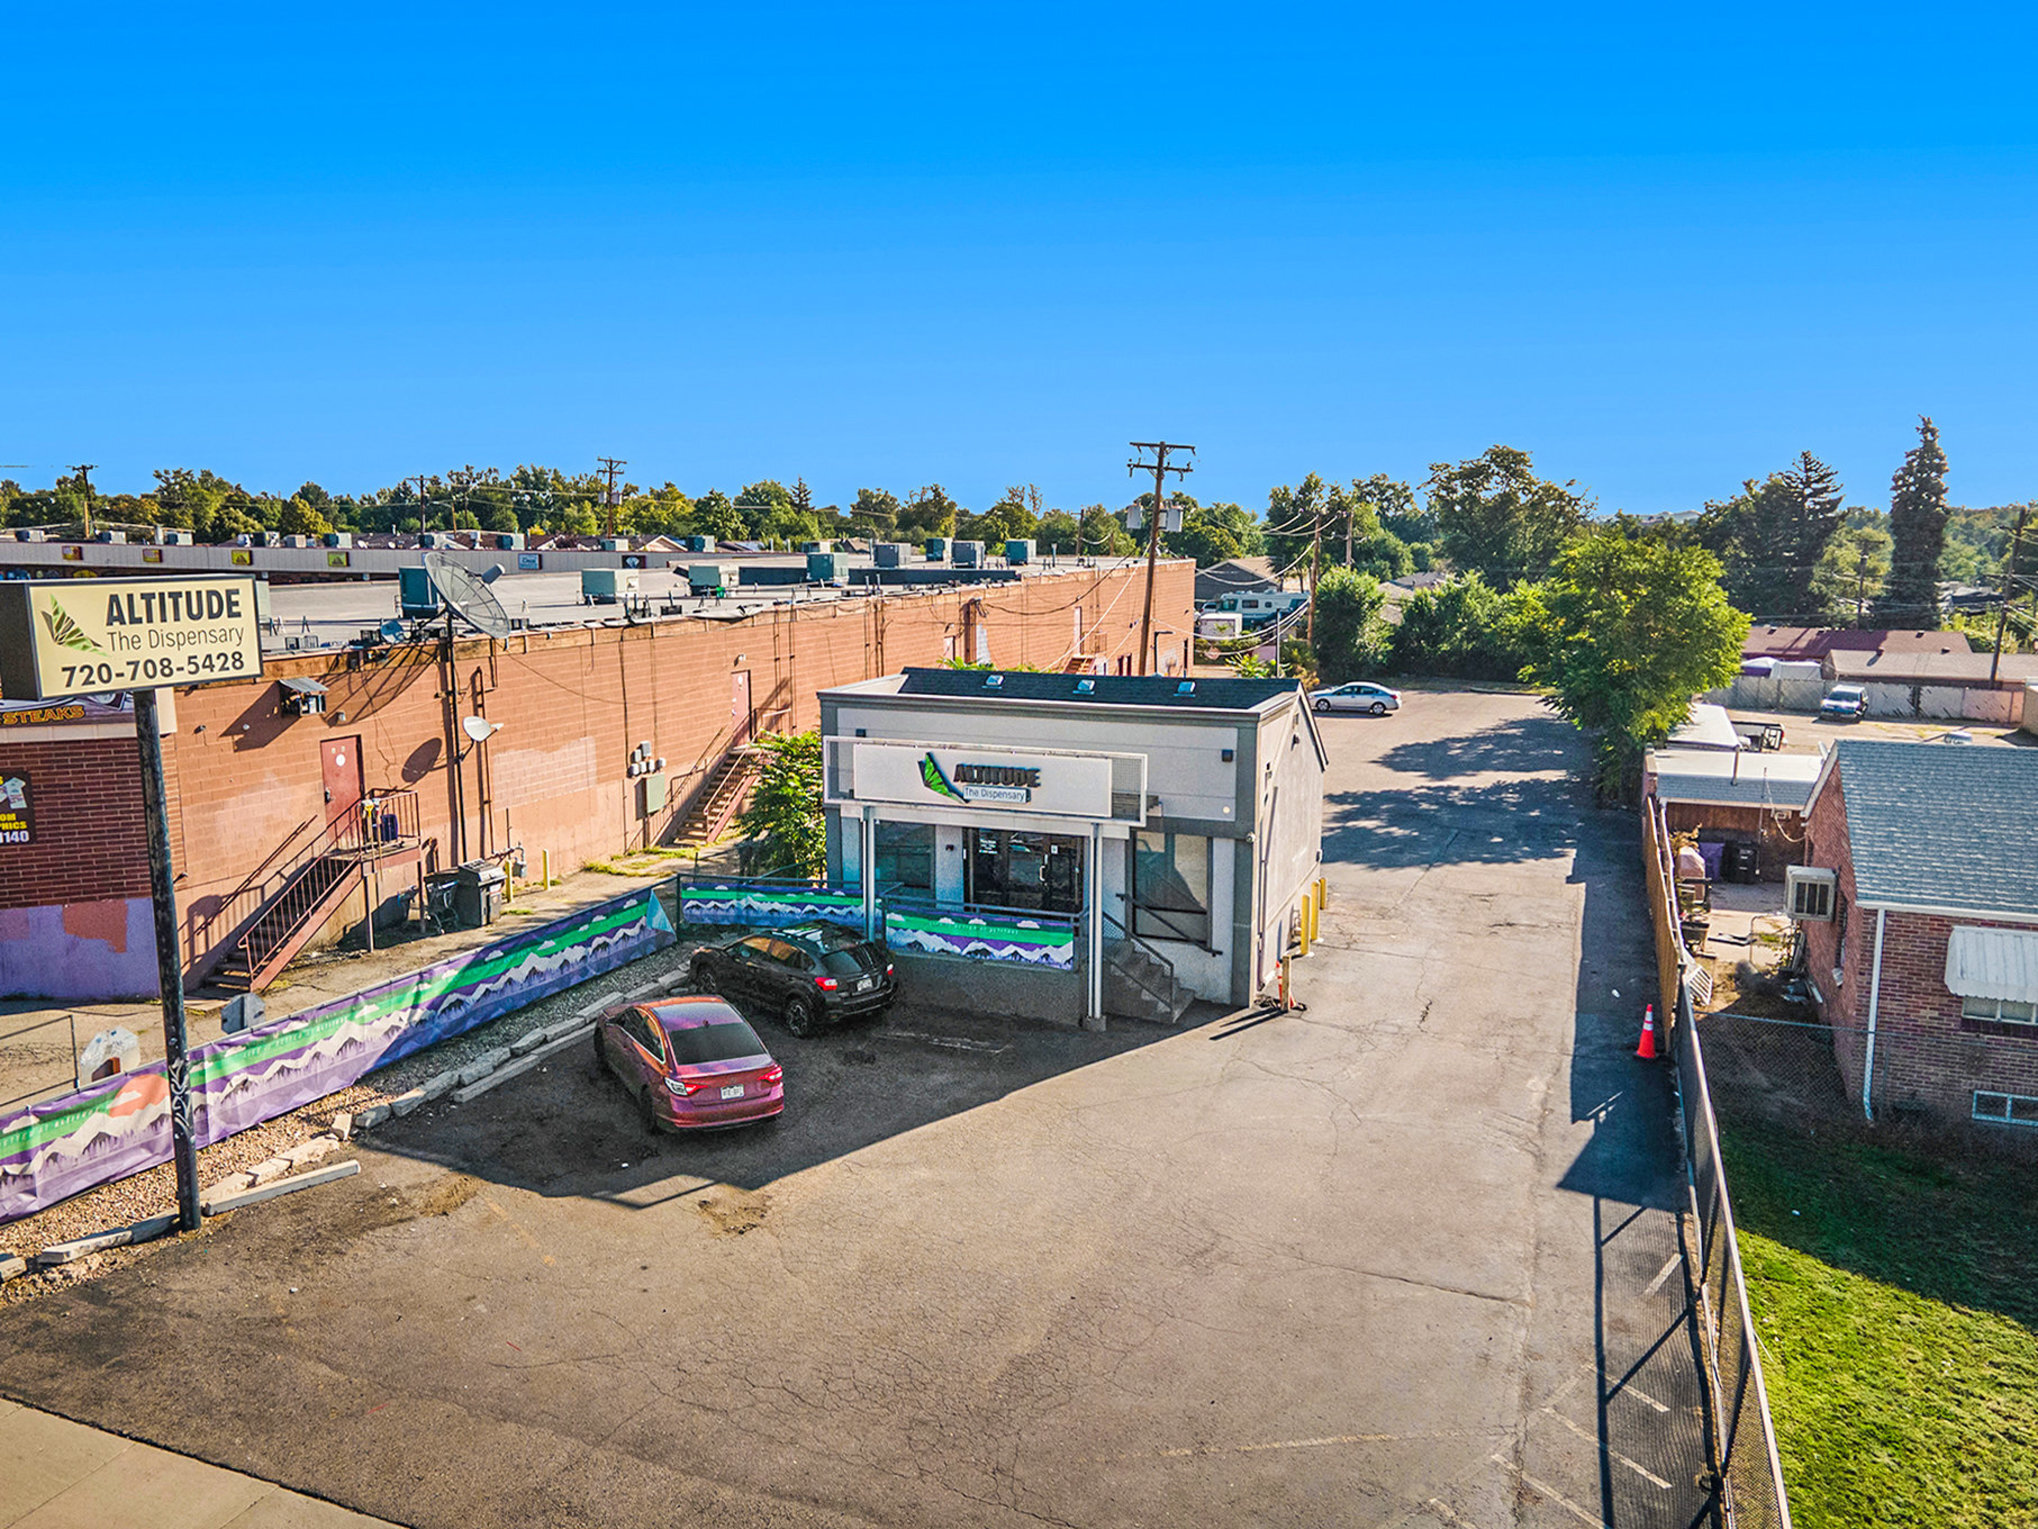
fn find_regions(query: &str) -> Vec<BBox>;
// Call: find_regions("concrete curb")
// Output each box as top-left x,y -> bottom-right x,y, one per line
0,1253 -> 27,1282
33,1214 -> 179,1268
450,1024 -> 595,1104
201,1160 -> 360,1216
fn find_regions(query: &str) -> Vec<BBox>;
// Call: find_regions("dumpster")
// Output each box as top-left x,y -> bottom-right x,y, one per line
452,861 -> 508,927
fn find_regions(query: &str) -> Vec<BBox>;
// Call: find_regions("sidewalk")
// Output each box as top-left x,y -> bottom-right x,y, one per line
0,1399 -> 398,1528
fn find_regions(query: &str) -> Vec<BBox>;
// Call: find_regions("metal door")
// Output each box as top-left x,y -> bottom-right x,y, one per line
320,737 -> 364,835
731,671 -> 753,746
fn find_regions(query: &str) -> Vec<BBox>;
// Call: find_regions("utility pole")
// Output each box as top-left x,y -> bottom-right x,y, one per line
1128,441 -> 1195,676
412,475 -> 430,535
598,457 -> 628,541
1342,484 -> 1354,569
70,464 -> 97,540
1990,504 -> 2028,684
1307,490 -> 1324,649
1855,544 -> 1871,626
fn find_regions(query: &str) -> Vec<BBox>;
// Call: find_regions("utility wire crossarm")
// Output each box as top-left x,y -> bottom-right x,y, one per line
1128,440 -> 1195,676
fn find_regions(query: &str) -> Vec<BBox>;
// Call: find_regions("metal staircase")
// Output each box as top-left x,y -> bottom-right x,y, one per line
674,745 -> 763,850
189,790 -> 425,993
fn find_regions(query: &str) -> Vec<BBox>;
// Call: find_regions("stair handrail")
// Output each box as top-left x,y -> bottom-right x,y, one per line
184,810 -> 322,961
1100,904 -> 1182,1010
189,788 -> 423,981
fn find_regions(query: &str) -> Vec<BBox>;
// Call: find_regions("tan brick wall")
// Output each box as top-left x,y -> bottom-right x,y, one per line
158,560 -> 1193,964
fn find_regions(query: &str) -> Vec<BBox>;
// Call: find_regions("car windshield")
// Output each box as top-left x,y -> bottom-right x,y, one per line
653,1008 -> 768,1065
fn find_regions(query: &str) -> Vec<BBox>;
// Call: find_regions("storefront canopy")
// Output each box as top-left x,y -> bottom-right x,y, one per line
1945,926 -> 2038,1003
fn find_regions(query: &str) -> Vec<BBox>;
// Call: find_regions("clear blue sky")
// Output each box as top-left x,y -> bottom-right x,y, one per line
5,2 -> 2034,517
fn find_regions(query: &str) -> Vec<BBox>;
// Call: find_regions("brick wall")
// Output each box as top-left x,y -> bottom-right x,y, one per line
0,735 -> 155,909
159,559 -> 1194,967
1803,764 -> 2038,1127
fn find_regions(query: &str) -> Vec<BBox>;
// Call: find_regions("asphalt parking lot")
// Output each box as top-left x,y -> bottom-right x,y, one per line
0,688 -> 1710,1528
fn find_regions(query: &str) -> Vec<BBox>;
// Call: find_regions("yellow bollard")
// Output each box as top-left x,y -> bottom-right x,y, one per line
1308,888 -> 1320,945
542,849 -> 552,890
1299,891 -> 1313,957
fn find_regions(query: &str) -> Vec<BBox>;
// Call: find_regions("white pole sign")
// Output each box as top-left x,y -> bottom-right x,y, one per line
0,576 -> 263,701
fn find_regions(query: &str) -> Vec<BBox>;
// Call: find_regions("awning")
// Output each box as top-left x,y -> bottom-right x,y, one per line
1944,926 -> 2038,1003
279,676 -> 328,696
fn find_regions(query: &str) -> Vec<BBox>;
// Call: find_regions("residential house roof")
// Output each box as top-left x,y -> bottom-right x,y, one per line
1194,557 -> 1278,604
1741,626 -> 1972,662
1825,650 -> 2038,685
1812,739 -> 2038,917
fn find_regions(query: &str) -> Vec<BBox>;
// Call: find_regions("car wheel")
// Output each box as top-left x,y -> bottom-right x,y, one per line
638,1088 -> 661,1135
1369,701 -> 1387,716
689,955 -> 714,992
784,993 -> 818,1038
1314,698 -> 1331,712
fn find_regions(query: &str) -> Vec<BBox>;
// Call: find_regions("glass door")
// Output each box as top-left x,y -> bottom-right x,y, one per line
966,827 -> 1084,914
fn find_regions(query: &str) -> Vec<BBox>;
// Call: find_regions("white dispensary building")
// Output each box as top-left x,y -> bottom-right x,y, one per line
817,668 -> 1327,1025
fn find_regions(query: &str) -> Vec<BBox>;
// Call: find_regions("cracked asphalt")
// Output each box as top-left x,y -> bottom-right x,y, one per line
0,688 -> 1711,1528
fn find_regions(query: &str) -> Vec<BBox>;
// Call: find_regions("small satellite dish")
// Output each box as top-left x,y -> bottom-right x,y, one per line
422,551 -> 512,640
461,715 -> 500,743
379,619 -> 406,642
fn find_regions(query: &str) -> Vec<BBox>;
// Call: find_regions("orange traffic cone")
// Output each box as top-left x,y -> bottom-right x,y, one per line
1636,1003 -> 1659,1060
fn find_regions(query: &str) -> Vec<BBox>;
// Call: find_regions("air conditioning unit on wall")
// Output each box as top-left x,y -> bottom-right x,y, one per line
1787,866 -> 1837,921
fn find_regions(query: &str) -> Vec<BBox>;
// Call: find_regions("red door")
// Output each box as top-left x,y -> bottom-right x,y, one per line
731,671 -> 753,746
321,736 -> 364,833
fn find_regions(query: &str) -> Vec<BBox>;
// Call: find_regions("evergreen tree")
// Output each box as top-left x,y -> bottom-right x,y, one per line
1876,416 -> 1951,626
1701,452 -> 1844,621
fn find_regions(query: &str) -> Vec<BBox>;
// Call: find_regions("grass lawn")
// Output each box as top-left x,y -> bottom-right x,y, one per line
1719,1116 -> 2038,1528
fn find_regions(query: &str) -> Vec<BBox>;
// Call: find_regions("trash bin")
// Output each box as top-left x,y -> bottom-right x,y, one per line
1724,841 -> 1759,884
451,861 -> 508,927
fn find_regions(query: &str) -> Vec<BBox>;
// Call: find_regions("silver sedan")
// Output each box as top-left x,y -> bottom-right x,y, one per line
1311,682 -> 1402,716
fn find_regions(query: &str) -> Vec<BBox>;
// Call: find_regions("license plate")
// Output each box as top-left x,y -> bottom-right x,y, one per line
720,1084 -> 744,1100
856,977 -> 874,993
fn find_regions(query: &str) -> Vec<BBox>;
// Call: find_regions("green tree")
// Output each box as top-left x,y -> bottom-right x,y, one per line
277,496 -> 332,537
897,484 -> 960,541
1387,573 -> 1543,680
735,480 -> 796,539
735,731 -> 826,877
1028,509 -> 1075,552
847,488 -> 901,539
1876,416 -> 1952,626
1080,503 -> 1137,556
1265,473 -> 1333,575
1525,528 -> 1749,798
690,490 -> 742,541
1700,453 -> 1845,621
1427,446 -> 1589,588
1350,474 -> 1430,544
1310,566 -> 1388,683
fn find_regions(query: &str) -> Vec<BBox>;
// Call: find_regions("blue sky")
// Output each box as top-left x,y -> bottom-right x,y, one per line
5,2 -> 2035,516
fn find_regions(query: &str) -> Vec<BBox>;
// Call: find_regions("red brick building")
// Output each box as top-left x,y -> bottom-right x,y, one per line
1796,739 -> 2038,1131
0,560 -> 1196,999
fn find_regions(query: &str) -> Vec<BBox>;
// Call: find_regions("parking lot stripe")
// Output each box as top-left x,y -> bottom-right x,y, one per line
1642,1252 -> 1681,1297
872,1029 -> 1010,1054
1488,1455 -> 1609,1528
1541,1408 -> 1672,1490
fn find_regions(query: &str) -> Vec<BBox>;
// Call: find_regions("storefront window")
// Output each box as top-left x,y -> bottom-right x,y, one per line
1133,831 -> 1210,944
872,821 -> 934,894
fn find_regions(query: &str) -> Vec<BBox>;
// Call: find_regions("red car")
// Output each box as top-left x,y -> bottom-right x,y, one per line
592,996 -> 784,1132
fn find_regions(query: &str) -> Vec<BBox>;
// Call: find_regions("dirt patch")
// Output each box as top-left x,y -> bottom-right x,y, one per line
695,1187 -> 771,1237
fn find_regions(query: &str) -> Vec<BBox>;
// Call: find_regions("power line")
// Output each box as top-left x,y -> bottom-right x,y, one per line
597,457 -> 628,541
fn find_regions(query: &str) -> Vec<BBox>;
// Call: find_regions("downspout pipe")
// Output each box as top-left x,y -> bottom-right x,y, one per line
1862,907 -> 1887,1123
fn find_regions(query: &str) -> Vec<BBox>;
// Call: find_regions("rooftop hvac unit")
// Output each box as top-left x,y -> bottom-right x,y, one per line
950,540 -> 984,567
1786,866 -> 1836,922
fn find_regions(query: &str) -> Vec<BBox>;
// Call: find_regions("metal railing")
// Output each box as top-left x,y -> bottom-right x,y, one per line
186,789 -> 424,981
1676,991 -> 1795,1529
1645,791 -> 1793,1529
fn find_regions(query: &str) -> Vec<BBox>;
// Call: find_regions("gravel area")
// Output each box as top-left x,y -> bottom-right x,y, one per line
1,934 -> 707,1304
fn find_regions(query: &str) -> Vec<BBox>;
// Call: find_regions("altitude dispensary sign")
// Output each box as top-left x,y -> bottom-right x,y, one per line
0,576 -> 263,701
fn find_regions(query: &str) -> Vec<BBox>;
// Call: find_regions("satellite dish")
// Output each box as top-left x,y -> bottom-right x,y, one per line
461,715 -> 500,744
422,551 -> 512,640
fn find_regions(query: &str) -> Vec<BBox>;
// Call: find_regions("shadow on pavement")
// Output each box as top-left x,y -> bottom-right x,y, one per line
367,999 -> 1181,1209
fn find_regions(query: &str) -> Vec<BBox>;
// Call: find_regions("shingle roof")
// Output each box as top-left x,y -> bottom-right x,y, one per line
1828,739 -> 2038,916
1742,626 -> 1972,660
892,666 -> 1301,712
